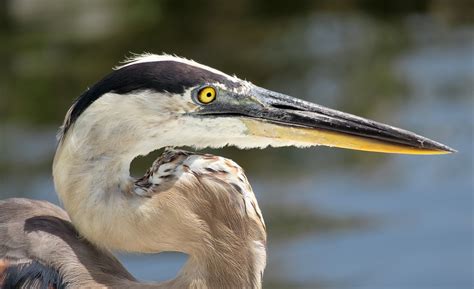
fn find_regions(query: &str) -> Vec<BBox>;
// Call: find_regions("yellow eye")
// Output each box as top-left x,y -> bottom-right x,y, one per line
197,86 -> 217,104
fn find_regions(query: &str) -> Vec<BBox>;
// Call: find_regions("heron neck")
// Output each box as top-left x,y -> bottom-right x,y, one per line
53,131 -> 266,288
52,130 -> 140,250
167,242 -> 265,289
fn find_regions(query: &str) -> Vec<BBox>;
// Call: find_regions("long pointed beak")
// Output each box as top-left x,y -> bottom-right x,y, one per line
247,87 -> 455,154
198,86 -> 455,155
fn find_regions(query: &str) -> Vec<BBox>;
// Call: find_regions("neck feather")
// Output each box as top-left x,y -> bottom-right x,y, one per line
53,126 -> 266,288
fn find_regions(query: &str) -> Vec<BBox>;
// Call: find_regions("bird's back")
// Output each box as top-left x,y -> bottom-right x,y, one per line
0,198 -> 136,289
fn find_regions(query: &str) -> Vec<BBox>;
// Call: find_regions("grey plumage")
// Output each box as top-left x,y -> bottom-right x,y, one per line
0,198 -> 138,288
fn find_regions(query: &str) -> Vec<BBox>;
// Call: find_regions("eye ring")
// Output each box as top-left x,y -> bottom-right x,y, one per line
197,86 -> 217,104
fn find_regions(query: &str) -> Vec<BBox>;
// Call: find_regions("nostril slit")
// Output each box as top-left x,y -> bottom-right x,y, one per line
270,103 -> 305,111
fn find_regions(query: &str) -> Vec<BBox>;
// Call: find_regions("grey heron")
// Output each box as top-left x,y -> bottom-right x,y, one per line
0,54 -> 454,289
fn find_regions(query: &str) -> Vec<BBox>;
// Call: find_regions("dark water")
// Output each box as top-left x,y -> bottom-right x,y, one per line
1,1 -> 473,288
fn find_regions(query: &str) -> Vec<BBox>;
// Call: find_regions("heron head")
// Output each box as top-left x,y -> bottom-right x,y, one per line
59,54 -> 454,156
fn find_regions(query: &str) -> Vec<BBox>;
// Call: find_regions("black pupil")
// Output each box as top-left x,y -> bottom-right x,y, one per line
206,92 -> 212,97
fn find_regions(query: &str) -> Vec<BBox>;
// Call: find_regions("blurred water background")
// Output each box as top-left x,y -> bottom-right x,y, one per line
1,1 -> 473,288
